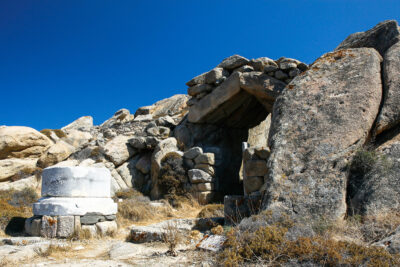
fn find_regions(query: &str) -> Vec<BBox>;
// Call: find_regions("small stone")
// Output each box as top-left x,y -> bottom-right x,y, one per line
217,55 -> 250,70
193,183 -> 214,192
232,65 -> 254,73
274,70 -> 289,80
297,62 -> 309,72
194,153 -> 215,165
40,216 -> 57,238
96,220 -> 117,237
184,158 -> 195,169
186,72 -> 207,87
264,65 -> 279,73
129,137 -> 146,150
24,217 -> 34,236
245,160 -> 268,176
194,163 -> 215,176
205,68 -> 229,85
188,84 -> 214,97
146,126 -> 170,139
279,62 -> 297,70
80,213 -> 106,225
188,169 -> 213,184
184,147 -> 203,160
155,116 -> 176,127
105,214 -> 117,221
289,68 -> 301,77
196,235 -> 227,252
254,147 -> 270,159
56,216 -> 74,238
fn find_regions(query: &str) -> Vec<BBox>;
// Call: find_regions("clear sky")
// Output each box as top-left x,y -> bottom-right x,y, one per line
1,0 -> 399,130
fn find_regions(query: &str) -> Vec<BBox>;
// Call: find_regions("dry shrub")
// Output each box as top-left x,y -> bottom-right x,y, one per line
114,189 -> 174,226
211,225 -> 224,235
40,129 -> 66,139
219,218 -> 400,266
162,221 -> 183,256
198,204 -> 224,218
0,188 -> 38,233
159,154 -> 187,199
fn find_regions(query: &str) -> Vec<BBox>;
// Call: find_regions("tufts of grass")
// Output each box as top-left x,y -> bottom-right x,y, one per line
0,188 -> 38,233
197,204 -> 224,218
219,219 -> 400,267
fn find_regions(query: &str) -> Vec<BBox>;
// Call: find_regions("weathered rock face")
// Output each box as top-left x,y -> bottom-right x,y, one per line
0,158 -> 38,182
350,134 -> 400,216
37,140 -> 76,168
375,41 -> 400,134
336,20 -> 400,56
264,48 -> 383,222
0,126 -> 52,159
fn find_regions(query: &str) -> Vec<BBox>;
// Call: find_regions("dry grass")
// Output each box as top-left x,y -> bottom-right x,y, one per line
162,221 -> 184,256
197,204 -> 224,218
114,189 -> 201,227
34,243 -> 71,257
219,215 -> 400,267
0,188 -> 38,234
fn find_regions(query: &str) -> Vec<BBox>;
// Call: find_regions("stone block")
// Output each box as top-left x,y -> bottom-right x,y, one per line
194,163 -> 215,176
194,153 -> 215,165
33,197 -> 118,216
96,220 -> 117,237
183,147 -> 203,160
41,166 -> 112,198
40,216 -> 57,238
244,160 -> 268,177
80,213 -> 107,225
56,216 -> 75,238
188,169 -> 213,184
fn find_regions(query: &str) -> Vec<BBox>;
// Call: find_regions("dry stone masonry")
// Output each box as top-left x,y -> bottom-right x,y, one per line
25,166 -> 117,238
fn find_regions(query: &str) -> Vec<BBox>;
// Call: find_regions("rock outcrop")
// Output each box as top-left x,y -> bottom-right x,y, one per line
263,48 -> 383,222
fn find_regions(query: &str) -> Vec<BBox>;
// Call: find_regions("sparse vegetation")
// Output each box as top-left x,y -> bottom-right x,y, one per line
219,212 -> 400,267
40,129 -> 67,139
34,243 -> 71,257
162,221 -> 184,256
197,204 -> 224,218
159,154 -> 188,201
0,188 -> 38,234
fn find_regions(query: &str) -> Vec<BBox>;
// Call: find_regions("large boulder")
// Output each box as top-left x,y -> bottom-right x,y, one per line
61,116 -> 93,132
350,134 -> 400,216
0,158 -> 38,182
37,140 -> 76,168
336,20 -> 400,56
264,48 -> 383,222
135,94 -> 189,122
103,135 -> 137,166
375,41 -> 400,134
239,72 -> 286,112
187,72 -> 241,123
0,126 -> 52,159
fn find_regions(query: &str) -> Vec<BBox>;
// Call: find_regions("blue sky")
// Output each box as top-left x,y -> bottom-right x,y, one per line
1,1 -> 399,130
